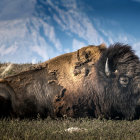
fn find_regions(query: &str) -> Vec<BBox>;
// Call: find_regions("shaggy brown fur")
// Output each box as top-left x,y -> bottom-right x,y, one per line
0,43 -> 140,120
93,44 -> 140,120
0,44 -> 106,118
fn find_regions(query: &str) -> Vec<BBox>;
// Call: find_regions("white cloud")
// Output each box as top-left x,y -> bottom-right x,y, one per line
41,21 -> 62,52
132,0 -> 140,2
60,0 -> 77,9
0,0 -> 139,63
32,45 -> 48,61
99,28 -> 133,45
132,42 -> 140,58
28,18 -> 62,60
0,0 -> 64,63
64,48 -> 71,53
97,24 -> 140,58
72,39 -> 86,51
28,18 -> 63,52
0,44 -> 18,56
0,16 -> 63,63
0,0 -> 36,20
47,0 -> 104,45
31,58 -> 37,64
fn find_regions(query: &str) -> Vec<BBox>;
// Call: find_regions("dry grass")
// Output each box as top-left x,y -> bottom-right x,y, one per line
0,117 -> 140,140
0,63 -> 37,78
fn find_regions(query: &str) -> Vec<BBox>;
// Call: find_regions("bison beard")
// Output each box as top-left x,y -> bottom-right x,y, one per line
0,43 -> 140,120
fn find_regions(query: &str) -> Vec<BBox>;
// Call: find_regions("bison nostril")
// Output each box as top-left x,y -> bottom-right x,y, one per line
122,79 -> 127,83
119,76 -> 129,87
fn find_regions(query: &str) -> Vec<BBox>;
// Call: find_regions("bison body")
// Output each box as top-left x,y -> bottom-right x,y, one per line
0,43 -> 140,120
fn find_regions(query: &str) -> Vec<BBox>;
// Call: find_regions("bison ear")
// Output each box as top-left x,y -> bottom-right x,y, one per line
98,43 -> 106,50
76,47 -> 91,63
105,58 -> 111,77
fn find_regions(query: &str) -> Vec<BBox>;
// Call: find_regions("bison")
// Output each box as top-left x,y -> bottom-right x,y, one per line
0,43 -> 140,120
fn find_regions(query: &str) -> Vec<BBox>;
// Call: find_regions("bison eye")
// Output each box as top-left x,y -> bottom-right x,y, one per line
119,76 -> 129,87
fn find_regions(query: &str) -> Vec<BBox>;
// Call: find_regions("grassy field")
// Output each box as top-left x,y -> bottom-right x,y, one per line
0,63 -> 36,78
0,63 -> 140,140
0,117 -> 140,140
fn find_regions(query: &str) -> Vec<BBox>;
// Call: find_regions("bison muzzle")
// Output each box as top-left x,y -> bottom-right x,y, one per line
0,43 -> 140,120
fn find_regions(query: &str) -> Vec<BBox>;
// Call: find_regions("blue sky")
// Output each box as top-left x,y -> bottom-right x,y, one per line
0,0 -> 140,63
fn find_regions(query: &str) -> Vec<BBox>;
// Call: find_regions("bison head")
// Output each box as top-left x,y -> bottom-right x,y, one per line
93,43 -> 140,120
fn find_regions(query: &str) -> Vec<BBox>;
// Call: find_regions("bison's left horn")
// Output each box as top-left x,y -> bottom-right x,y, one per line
105,58 -> 111,76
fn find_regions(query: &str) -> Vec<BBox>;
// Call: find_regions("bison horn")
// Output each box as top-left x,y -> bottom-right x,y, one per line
105,58 -> 111,76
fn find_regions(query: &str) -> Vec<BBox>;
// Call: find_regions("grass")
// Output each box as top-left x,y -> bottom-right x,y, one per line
0,117 -> 140,140
0,63 -> 36,78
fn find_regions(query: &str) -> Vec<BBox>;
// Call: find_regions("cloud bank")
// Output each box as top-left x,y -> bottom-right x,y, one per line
0,0 -> 139,63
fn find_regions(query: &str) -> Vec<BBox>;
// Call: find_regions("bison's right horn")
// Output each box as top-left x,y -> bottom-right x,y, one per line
105,58 -> 111,76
